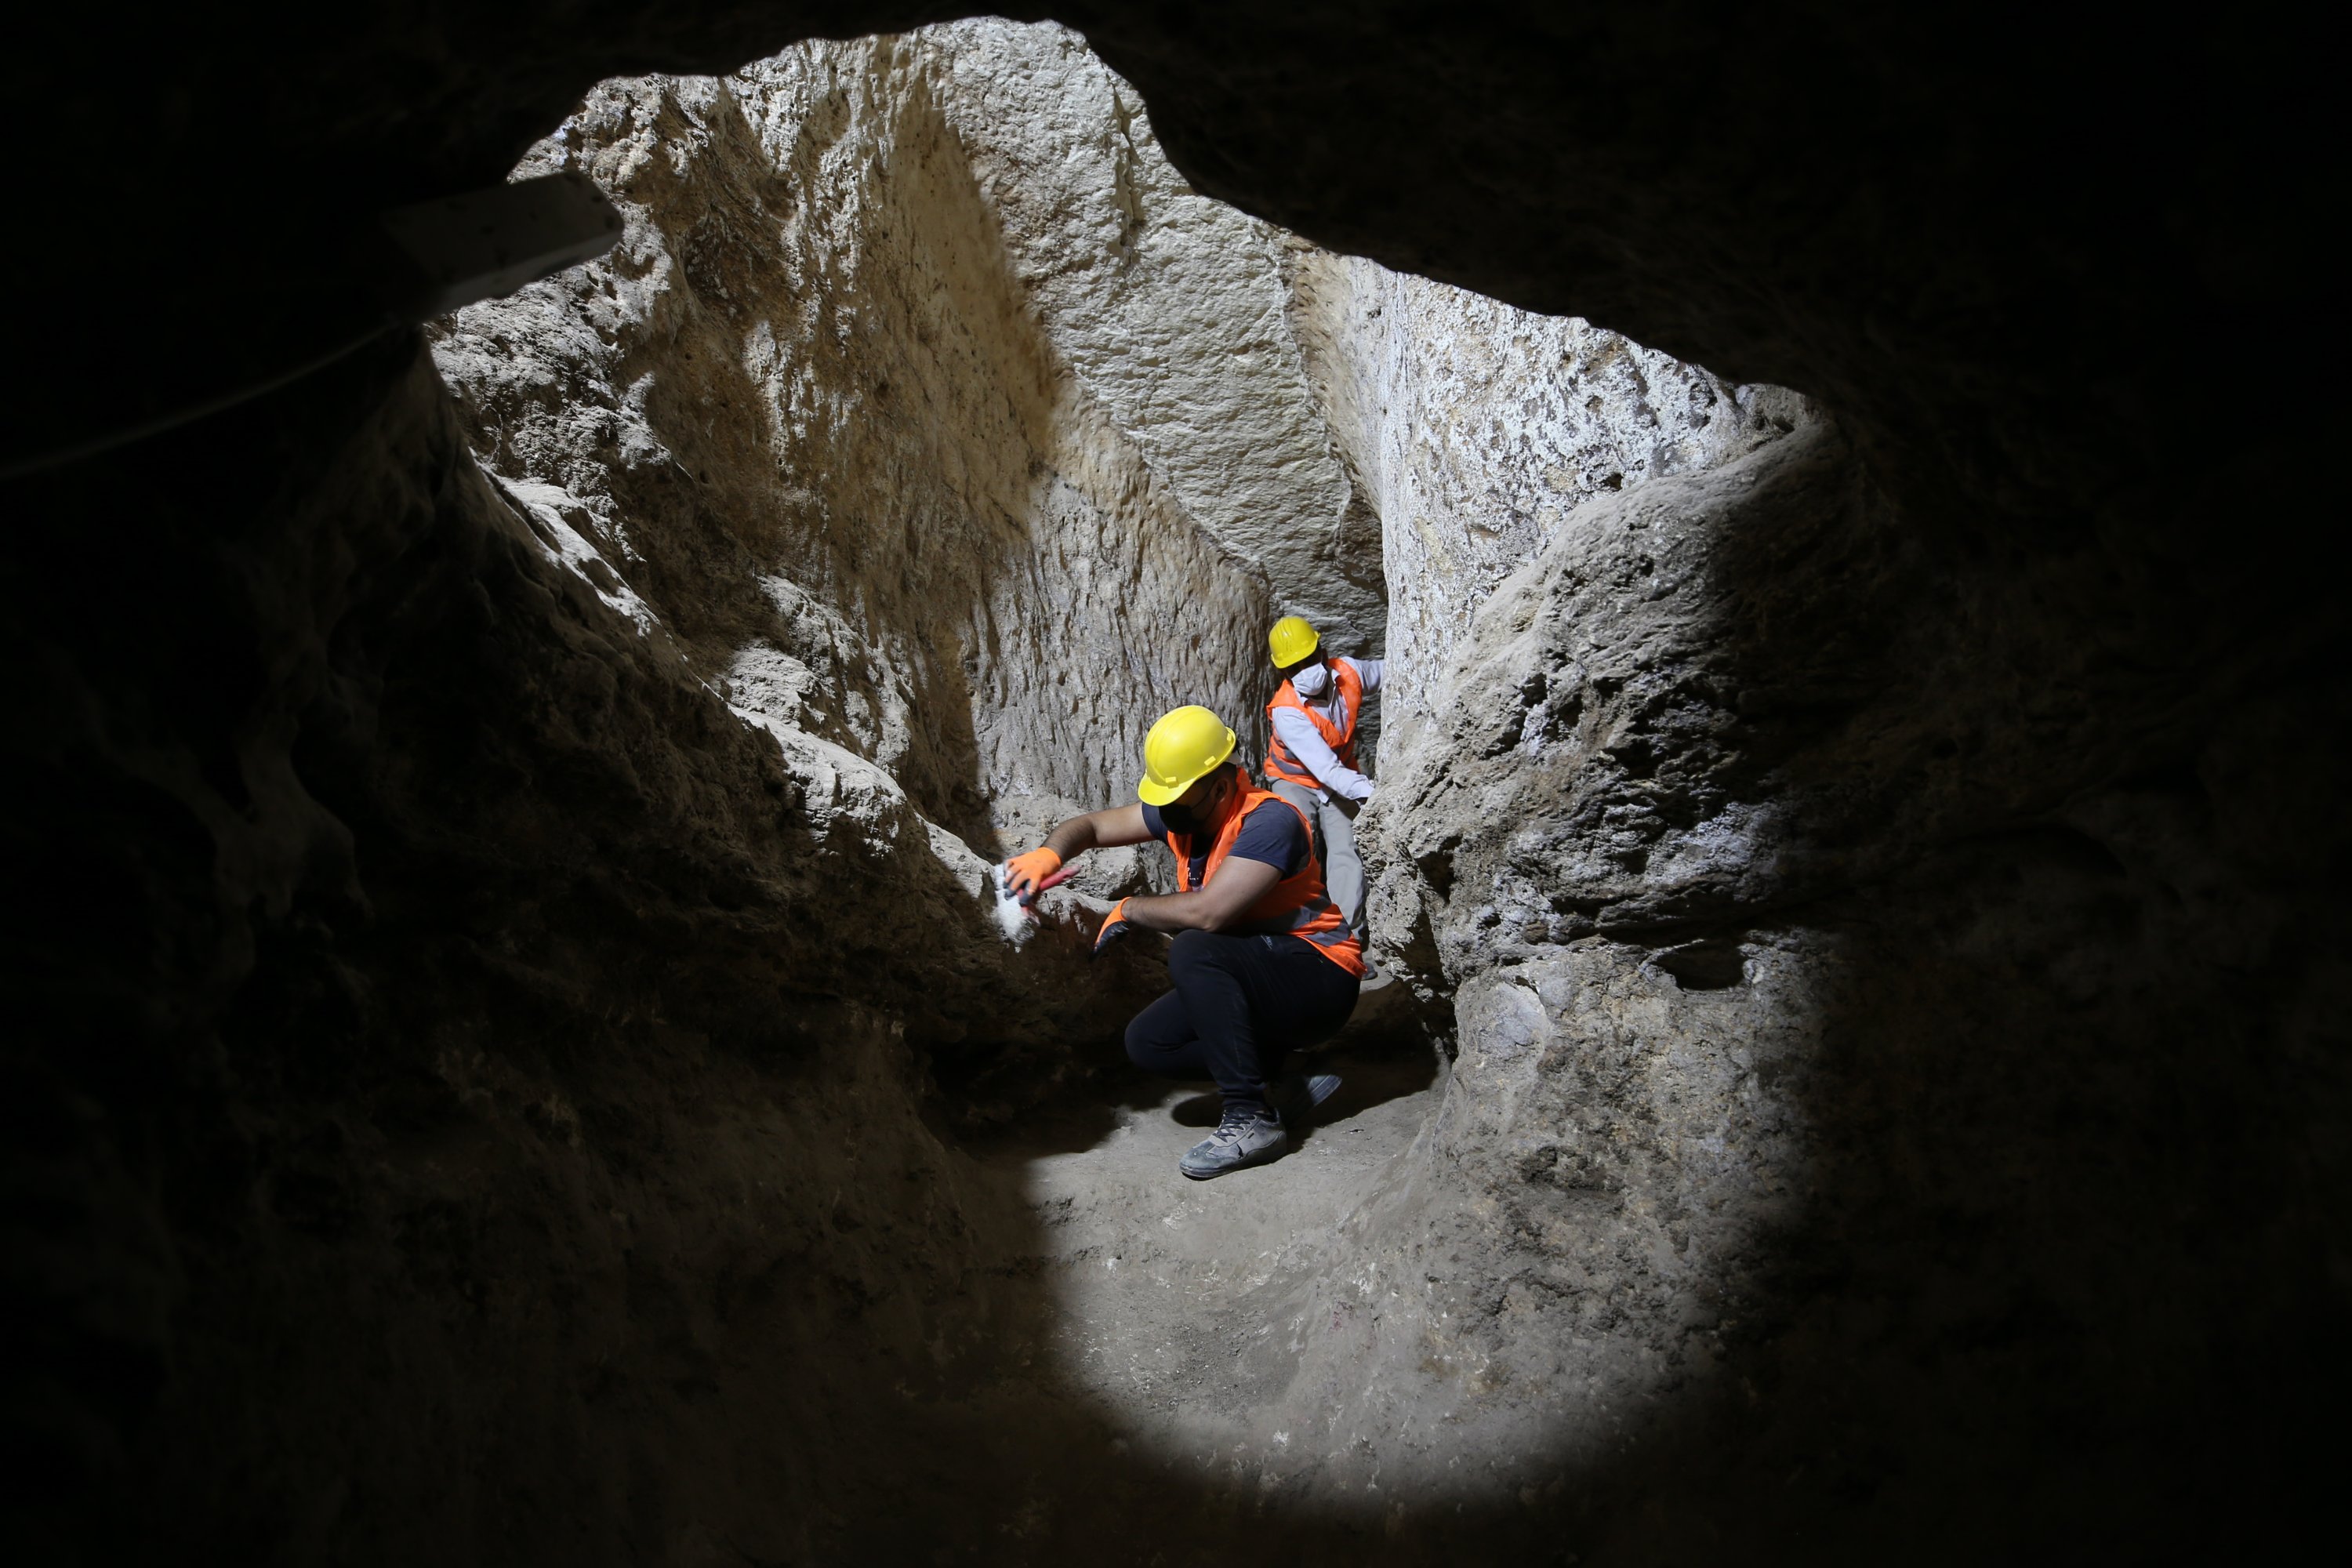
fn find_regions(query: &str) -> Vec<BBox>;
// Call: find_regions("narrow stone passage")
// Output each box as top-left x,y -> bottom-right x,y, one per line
411,27 -> 1816,1522
11,5 -> 2333,1563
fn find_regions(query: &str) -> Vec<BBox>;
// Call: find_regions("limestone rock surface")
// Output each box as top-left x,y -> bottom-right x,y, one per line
432,36 -> 1272,847
392,20 -> 1842,1545
1283,249 -> 1809,745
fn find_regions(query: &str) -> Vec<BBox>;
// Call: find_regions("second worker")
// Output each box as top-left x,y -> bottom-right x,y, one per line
1262,615 -> 1384,942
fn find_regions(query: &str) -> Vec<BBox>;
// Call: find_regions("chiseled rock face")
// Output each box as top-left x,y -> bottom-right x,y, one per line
1283,249 -> 1810,748
1370,426 -> 1860,979
923,28 -> 1381,659
433,52 -> 1253,856
429,22 -> 1374,847
429,22 -> 1787,822
415,17 -> 1842,1533
1264,429 -> 1871,1494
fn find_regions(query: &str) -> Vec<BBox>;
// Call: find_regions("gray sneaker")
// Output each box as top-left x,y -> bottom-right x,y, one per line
1275,1072 -> 1342,1128
1179,1103 -> 1287,1180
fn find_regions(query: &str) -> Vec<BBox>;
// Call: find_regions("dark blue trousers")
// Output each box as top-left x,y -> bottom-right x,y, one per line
1123,928 -> 1359,1116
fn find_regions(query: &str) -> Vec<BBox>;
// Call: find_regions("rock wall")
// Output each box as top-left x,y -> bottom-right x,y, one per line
432,33 -> 1276,854
1327,313 -> 2349,1556
7,20 -> 1819,1559
430,21 -> 1446,834
1283,250 -> 1809,744
430,22 -> 1776,866
387,19 -> 1874,1548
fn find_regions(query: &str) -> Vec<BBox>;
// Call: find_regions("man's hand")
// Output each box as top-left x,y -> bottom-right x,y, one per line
1091,898 -> 1134,956
1004,846 -> 1063,902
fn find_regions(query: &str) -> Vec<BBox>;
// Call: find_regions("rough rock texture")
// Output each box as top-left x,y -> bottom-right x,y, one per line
1345,378 -> 2349,1555
4,329 -> 1174,1563
5,2 -> 2340,1564
434,38 -> 1273,840
1283,249 -> 1810,740
401,36 -> 1835,1547
428,24 -> 1759,861
8,22 -> 1807,1560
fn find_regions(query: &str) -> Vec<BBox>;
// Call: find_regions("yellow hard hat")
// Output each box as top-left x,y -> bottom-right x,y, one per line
1269,615 -> 1320,666
1138,705 -> 1238,806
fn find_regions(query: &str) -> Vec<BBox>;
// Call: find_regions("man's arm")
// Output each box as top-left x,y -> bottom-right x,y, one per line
1121,855 -> 1282,935
1272,705 -> 1374,802
1006,803 -> 1152,898
1345,655 -> 1385,691
1122,800 -> 1305,935
1043,803 -> 1152,857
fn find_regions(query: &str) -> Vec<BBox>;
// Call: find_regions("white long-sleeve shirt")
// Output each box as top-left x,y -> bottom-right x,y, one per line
1270,656 -> 1384,803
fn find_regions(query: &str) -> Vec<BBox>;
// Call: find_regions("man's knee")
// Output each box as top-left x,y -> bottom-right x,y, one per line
1125,993 -> 1187,1069
1122,1011 -> 1160,1070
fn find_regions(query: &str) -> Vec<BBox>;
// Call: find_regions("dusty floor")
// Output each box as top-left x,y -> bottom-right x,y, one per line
956,982 -> 1443,1473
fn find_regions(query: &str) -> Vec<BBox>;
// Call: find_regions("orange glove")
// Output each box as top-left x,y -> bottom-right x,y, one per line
1091,898 -> 1134,956
1004,845 -> 1063,901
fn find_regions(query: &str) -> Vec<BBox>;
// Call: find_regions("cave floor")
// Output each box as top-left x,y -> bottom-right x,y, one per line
958,1000 -> 1444,1462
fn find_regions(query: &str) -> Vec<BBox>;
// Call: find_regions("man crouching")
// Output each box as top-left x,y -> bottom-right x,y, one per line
1003,705 -> 1361,1178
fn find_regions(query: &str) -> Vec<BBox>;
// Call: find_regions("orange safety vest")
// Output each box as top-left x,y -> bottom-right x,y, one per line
1263,659 -> 1365,791
1167,789 -> 1365,978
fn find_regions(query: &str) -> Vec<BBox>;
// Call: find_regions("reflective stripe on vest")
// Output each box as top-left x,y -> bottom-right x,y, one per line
1167,789 -> 1364,978
1263,658 -> 1365,790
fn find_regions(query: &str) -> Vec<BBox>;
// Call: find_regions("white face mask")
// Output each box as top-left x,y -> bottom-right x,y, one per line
1290,662 -> 1330,699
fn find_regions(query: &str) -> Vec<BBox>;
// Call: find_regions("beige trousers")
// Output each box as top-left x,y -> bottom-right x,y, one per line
1269,779 -> 1367,938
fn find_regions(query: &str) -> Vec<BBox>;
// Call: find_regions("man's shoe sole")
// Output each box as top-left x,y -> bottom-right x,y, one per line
1180,1154 -> 1278,1180
1179,1131 -> 1287,1180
